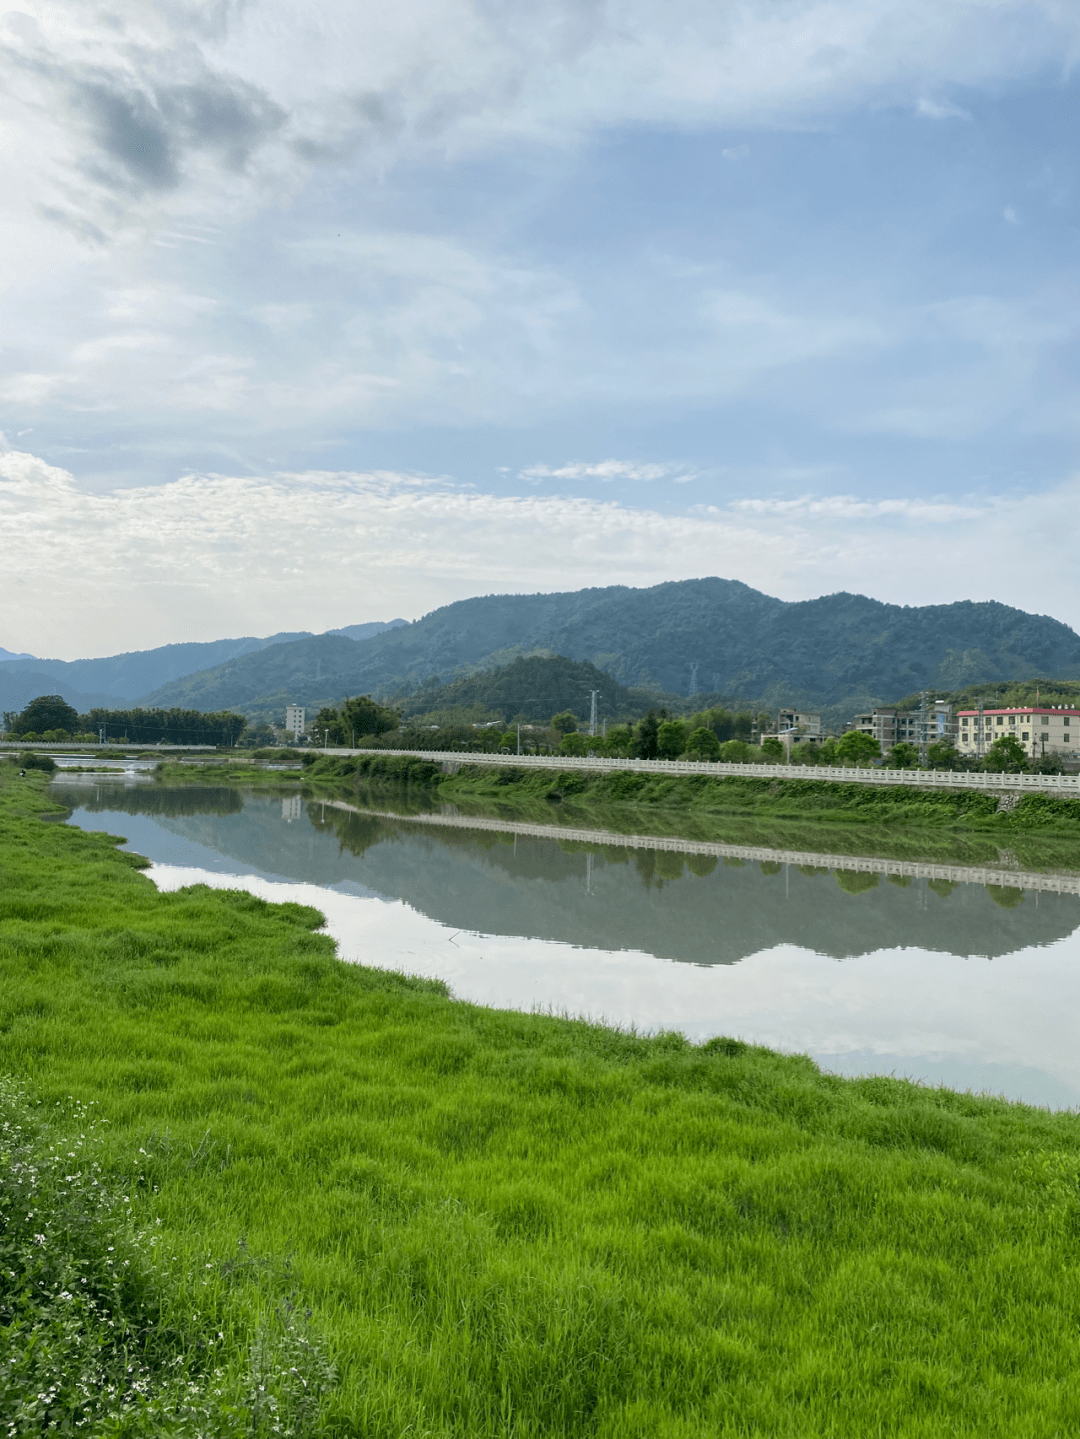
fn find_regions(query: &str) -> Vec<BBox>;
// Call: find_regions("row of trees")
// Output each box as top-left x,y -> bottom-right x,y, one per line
311,696 -> 401,747
3,695 -> 247,747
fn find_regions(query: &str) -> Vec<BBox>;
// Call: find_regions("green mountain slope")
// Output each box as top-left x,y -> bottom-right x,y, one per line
138,578 -> 1080,721
396,655 -> 671,724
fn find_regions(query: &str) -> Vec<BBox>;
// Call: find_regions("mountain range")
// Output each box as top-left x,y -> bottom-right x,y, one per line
5,580 -> 1080,727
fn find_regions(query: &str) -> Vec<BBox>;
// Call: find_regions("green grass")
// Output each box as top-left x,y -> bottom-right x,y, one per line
4,758 -> 1080,1435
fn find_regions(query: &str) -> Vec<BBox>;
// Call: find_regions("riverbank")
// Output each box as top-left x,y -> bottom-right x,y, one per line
5,758 -> 1080,1434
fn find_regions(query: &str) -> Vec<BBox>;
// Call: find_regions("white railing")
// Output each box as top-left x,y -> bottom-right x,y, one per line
324,798 -> 1080,894
326,747 -> 1080,795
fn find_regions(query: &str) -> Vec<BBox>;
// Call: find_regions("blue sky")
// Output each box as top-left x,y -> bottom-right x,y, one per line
1,0 -> 1078,657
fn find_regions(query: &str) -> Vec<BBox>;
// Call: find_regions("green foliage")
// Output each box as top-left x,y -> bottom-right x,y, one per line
4,771 -> 1080,1434
835,730 -> 882,765
13,694 -> 80,736
559,731 -> 589,756
719,739 -> 757,763
759,736 -> 784,761
633,710 -> 660,759
0,1077 -> 335,1436
550,708 -> 578,735
19,751 -> 57,772
314,695 -> 399,745
927,738 -> 962,770
984,734 -> 1029,773
683,726 -> 721,759
401,657 -> 658,728
656,718 -> 688,759
85,706 -> 247,746
887,741 -> 921,769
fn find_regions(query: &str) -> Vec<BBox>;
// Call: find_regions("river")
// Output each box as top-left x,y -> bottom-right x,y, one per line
55,775 -> 1080,1109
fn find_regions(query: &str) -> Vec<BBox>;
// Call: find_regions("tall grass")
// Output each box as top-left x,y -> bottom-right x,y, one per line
3,760 -> 1080,1435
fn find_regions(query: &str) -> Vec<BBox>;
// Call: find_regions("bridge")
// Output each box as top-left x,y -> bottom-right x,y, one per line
326,746 -> 1080,796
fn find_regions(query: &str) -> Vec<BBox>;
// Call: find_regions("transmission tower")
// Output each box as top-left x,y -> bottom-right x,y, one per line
688,662 -> 699,698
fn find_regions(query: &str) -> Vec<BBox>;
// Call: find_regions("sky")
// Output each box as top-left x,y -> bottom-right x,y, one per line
1,0 -> 1078,658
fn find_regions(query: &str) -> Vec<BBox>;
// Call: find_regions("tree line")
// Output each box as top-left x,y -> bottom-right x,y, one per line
3,694 -> 247,747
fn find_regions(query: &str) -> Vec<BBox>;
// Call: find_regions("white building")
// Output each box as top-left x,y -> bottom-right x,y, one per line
284,704 -> 306,740
958,706 -> 1080,760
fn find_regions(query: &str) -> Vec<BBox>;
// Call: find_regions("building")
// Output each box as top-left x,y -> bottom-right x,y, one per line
850,702 -> 955,753
957,706 -> 1080,761
284,704 -> 306,740
777,709 -> 821,736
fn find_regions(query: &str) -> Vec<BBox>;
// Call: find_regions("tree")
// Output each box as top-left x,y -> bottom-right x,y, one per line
342,695 -> 399,740
601,724 -> 633,757
886,741 -> 920,770
983,734 -> 1028,773
657,719 -> 688,760
718,739 -> 755,763
633,711 -> 660,760
834,730 -> 881,766
559,732 -> 589,756
759,736 -> 784,762
926,738 -> 960,770
683,726 -> 720,760
13,695 -> 79,736
549,710 -> 578,736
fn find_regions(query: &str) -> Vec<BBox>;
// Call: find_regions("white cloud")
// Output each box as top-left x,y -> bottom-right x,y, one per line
915,97 -> 971,120
727,495 -> 986,521
2,449 -> 1078,659
521,460 -> 689,482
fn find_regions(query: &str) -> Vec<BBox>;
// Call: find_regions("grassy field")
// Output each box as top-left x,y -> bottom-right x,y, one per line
4,758 -> 1080,1436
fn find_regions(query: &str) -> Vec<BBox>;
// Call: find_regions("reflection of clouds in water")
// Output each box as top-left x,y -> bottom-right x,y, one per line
147,864 -> 1080,1112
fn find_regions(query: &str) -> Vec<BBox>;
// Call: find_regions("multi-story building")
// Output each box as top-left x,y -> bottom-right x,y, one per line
284,704 -> 306,740
957,706 -> 1080,760
777,709 -> 821,736
850,702 -> 955,753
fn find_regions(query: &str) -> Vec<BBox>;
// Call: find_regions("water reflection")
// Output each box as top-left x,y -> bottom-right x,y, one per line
54,779 -> 1080,1107
55,781 -> 1080,966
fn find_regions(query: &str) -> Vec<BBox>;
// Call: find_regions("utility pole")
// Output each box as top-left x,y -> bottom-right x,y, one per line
516,722 -> 521,756
588,689 -> 599,738
977,698 -> 985,761
689,662 -> 699,698
918,690 -> 929,768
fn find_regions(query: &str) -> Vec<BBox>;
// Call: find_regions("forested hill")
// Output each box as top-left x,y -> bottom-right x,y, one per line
137,579 -> 1080,721
397,656 -> 669,724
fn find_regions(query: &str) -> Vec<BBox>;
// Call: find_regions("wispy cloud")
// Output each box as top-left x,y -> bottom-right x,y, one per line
521,460 -> 691,483
3,449 -> 1078,659
915,97 -> 971,120
727,495 -> 986,522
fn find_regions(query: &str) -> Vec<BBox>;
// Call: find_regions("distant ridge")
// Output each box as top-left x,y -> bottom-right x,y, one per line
134,579 -> 1080,723
0,620 -> 404,704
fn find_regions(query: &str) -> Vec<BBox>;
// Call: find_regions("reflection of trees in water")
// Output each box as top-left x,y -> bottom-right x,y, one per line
835,871 -> 880,896
928,879 -> 958,900
55,785 -> 243,817
305,797 -> 1064,917
986,885 -> 1025,910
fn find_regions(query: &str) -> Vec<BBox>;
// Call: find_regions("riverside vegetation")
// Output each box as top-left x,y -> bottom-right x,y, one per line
4,757 -> 1080,1435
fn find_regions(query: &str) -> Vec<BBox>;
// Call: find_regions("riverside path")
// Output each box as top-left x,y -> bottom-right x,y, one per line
320,747 -> 1080,797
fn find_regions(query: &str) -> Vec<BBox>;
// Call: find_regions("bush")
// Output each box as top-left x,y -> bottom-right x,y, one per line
19,751 -> 56,772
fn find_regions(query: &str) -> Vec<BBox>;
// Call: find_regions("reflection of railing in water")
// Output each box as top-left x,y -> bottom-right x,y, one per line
321,800 -> 1080,895
331,746 -> 1080,794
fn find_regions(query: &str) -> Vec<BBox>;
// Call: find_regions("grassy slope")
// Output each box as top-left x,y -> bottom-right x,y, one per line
4,761 -> 1080,1435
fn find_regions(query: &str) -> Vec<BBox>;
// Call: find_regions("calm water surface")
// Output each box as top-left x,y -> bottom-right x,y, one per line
56,779 -> 1080,1109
